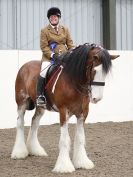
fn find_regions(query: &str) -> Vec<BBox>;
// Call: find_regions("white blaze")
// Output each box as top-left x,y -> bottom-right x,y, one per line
90,64 -> 106,103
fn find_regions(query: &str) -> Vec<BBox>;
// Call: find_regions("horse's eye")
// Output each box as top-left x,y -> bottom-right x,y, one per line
93,56 -> 100,66
93,58 -> 97,65
91,69 -> 96,81
94,55 -> 99,61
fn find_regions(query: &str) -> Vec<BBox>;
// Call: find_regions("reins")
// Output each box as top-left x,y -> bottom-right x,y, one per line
75,83 -> 92,96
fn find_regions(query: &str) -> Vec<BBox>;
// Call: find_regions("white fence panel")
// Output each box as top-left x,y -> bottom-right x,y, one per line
0,50 -> 133,128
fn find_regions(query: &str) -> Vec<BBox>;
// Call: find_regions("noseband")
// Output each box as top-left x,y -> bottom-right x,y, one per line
77,63 -> 105,96
91,81 -> 105,86
88,45 -> 105,87
76,79 -> 105,96
86,63 -> 105,88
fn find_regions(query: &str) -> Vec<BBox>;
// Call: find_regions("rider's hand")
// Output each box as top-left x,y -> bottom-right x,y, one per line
50,53 -> 60,63
52,53 -> 59,60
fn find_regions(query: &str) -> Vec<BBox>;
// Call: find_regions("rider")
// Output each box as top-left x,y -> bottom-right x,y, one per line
36,7 -> 75,106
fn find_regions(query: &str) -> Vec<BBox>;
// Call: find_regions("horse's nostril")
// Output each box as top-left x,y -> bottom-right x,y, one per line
93,98 -> 101,103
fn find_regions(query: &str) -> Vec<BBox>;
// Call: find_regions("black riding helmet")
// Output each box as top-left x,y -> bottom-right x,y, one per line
47,7 -> 61,19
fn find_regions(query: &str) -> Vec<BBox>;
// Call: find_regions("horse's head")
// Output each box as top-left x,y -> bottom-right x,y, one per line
86,44 -> 119,103
62,43 -> 119,104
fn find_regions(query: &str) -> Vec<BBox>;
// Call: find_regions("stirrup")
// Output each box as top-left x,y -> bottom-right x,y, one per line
36,95 -> 46,106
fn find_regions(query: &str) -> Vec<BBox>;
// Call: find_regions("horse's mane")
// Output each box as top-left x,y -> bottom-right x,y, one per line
60,43 -> 112,83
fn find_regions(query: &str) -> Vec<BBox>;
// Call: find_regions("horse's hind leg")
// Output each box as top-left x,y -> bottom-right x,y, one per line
11,104 -> 28,159
72,117 -> 94,169
26,107 -> 47,156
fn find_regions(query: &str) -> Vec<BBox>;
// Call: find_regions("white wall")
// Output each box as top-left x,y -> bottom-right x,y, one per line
0,50 -> 133,128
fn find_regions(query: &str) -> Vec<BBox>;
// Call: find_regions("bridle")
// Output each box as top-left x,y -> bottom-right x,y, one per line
75,45 -> 106,96
87,48 -> 106,87
76,60 -> 105,96
86,63 -> 105,85
91,81 -> 105,86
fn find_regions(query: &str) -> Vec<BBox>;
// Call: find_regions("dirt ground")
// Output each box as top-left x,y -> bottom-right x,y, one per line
0,121 -> 133,177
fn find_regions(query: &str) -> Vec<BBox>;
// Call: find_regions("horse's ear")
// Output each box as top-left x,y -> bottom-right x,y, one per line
110,55 -> 120,60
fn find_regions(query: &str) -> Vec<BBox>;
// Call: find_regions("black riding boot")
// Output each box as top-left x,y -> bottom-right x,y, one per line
36,76 -> 46,106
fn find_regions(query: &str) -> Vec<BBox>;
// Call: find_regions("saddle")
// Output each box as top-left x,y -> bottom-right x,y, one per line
45,52 -> 67,85
43,52 -> 70,111
45,64 -> 59,84
44,63 -> 63,111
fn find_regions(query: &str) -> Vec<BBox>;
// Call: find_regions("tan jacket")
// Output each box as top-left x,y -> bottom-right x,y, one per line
40,24 -> 74,61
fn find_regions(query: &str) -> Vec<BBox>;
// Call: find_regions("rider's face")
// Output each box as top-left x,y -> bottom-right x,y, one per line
49,15 -> 59,26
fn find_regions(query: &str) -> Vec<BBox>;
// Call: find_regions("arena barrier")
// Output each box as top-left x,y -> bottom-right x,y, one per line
0,50 -> 133,128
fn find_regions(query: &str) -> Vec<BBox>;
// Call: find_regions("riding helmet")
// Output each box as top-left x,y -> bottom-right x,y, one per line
47,7 -> 61,18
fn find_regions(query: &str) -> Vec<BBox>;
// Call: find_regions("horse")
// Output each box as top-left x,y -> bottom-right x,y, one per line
11,43 -> 119,173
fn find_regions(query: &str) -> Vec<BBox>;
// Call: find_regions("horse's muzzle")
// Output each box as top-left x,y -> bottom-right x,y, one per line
90,97 -> 102,104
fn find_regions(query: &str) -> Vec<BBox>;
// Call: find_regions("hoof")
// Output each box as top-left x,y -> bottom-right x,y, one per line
11,148 -> 29,159
73,157 -> 94,169
27,144 -> 48,157
52,158 -> 75,173
52,165 -> 75,173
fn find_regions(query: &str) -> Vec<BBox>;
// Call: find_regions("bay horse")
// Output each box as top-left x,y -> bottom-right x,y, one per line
11,43 -> 119,173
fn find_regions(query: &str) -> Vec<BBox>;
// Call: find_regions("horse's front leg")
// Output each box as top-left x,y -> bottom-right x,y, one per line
53,108 -> 75,173
11,105 -> 28,159
73,117 -> 94,169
